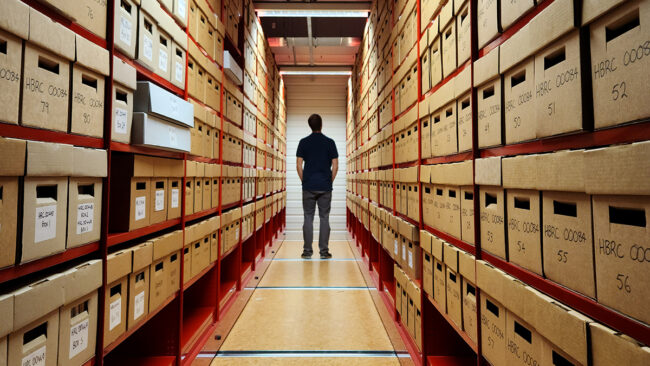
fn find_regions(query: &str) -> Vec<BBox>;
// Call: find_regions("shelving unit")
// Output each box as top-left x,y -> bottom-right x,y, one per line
0,0 -> 286,365
345,0 -> 650,364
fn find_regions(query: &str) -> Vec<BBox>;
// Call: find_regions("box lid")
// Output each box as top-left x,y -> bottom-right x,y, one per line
134,82 -> 194,128
430,76 -> 455,112
431,160 -> 473,186
152,230 -> 183,260
474,157 -> 502,186
75,34 -> 109,76
473,46 -> 500,86
443,242 -> 459,271
13,272 -> 65,330
191,99 -> 208,124
401,166 -> 419,183
419,230 -> 432,254
0,294 -> 13,337
0,0 -> 28,39
113,56 -> 137,90
536,150 -> 584,192
475,260 -> 509,302
0,137 -> 26,176
454,66 -> 472,97
584,141 -> 650,195
26,141 -> 74,176
107,248 -> 133,284
62,259 -> 102,304
502,154 -> 538,189
28,7 -> 75,60
458,250 -> 475,283
72,147 -> 107,177
590,322 -> 650,365
132,241 -> 154,271
431,235 -> 444,260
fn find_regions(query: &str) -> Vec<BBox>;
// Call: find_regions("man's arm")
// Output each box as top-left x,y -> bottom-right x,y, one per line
331,158 -> 338,183
297,157 -> 304,182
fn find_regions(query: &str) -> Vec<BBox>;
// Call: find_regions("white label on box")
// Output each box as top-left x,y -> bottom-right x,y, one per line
120,16 -> 132,45
35,204 -> 57,243
408,251 -> 413,268
178,0 -> 187,18
171,189 -> 179,208
394,240 -> 399,255
155,190 -> 165,211
169,127 -> 178,146
402,245 -> 407,261
135,196 -> 146,221
134,291 -> 145,320
109,298 -> 121,330
69,319 -> 89,359
175,61 -> 184,82
114,107 -> 128,134
143,36 -> 153,61
159,49 -> 168,72
235,230 -> 239,241
76,202 -> 94,235
21,345 -> 46,366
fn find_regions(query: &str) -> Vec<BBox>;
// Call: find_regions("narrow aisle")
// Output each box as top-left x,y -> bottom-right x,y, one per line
197,240 -> 410,365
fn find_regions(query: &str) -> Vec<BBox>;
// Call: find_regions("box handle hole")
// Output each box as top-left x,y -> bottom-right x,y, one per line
38,56 -> 60,75
486,298 -> 499,317
78,184 -> 95,197
36,185 -> 57,200
514,197 -> 530,210
484,192 -> 497,207
553,200 -> 576,217
514,320 -> 533,343
606,9 -> 640,43
23,322 -> 48,346
609,206 -> 646,227
511,70 -> 526,87
543,47 -> 566,70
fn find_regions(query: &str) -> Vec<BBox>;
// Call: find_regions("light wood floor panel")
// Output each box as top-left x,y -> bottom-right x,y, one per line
274,241 -> 354,259
219,289 -> 394,351
258,260 -> 366,287
209,357 -> 401,365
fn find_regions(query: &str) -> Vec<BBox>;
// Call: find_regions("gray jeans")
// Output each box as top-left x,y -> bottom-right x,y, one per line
302,190 -> 332,255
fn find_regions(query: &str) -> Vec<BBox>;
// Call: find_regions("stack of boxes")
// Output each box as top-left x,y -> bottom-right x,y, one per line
347,0 -> 650,361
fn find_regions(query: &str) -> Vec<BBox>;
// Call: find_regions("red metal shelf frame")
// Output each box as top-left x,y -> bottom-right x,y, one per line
422,225 -> 476,256
426,294 -> 478,353
0,123 -> 105,148
107,219 -> 182,247
183,263 -> 217,291
110,142 -> 186,159
0,242 -> 99,284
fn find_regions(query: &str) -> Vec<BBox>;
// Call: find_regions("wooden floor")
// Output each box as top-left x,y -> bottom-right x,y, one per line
193,239 -> 411,365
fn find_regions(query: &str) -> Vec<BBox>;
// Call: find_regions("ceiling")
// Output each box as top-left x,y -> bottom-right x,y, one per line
254,2 -> 370,67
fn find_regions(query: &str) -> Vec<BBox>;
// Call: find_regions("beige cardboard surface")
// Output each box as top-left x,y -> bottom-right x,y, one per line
67,177 -> 103,248
584,141 -> 650,195
26,141 -> 73,177
477,77 -> 502,148
542,191 -> 595,298
505,310 -> 543,366
593,194 -> 650,324
480,293 -> 506,366
475,156 -> 501,186
58,290 -> 98,366
8,309 -> 59,366
461,278 -> 477,343
107,248 -> 133,284
0,30 -> 22,125
12,272 -> 65,330
479,186 -> 506,258
590,322 -> 650,366
28,8 -> 75,60
504,58 -> 536,144
506,189 -> 542,275
0,0 -> 29,40
460,186 -> 475,245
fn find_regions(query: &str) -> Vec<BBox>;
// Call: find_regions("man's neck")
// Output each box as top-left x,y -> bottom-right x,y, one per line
312,131 -> 322,134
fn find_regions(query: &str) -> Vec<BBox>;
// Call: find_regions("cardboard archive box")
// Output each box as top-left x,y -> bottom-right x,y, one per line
420,230 -> 434,296
22,141 -> 73,263
431,161 -> 472,239
428,74 -> 457,157
458,249 -> 477,343
190,221 -> 211,278
502,154 -> 543,275
589,0 -> 650,129
167,158 -> 184,220
112,56 -> 137,143
193,163 -> 204,213
185,161 -> 196,215
403,167 -> 420,222
104,249 -> 132,345
114,0 -> 138,58
456,1 -> 471,65
431,234 -> 446,310
201,165 -> 212,214
71,35 -> 109,138
131,111 -> 191,152
67,147 -> 107,248
538,150 -> 595,298
421,35 -> 431,96
128,242 -> 153,329
441,13 -> 457,78
9,273 -> 65,366
477,0 -> 499,48
444,243 -> 462,328
475,261 -> 508,366
150,159 -> 170,225
0,294 -> 13,366
503,57 -> 536,144
136,2 -> 158,70
407,280 -> 422,351
476,157 -> 507,259
590,322 -> 650,365
394,265 -> 404,317
208,216 -> 221,263
109,154 -> 155,232
21,8 -> 75,132
455,67 -> 473,153
399,219 -> 421,280
58,260 -> 101,366
585,141 -> 650,325
150,230 -> 182,310
0,0 -> 29,126
474,47 -> 502,148
0,138 -> 26,268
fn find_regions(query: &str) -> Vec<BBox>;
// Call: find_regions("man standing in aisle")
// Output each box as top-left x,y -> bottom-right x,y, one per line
297,114 -> 339,259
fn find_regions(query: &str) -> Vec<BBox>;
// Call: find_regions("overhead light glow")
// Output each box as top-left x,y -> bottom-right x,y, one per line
280,70 -> 352,75
256,10 -> 369,18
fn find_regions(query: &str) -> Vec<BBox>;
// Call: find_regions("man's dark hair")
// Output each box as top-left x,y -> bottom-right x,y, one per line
308,114 -> 322,132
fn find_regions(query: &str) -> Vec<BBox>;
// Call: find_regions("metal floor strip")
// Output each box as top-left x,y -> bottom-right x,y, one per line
246,286 -> 376,290
196,350 -> 400,358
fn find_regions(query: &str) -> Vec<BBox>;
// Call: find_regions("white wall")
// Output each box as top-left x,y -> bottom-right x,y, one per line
284,74 -> 348,241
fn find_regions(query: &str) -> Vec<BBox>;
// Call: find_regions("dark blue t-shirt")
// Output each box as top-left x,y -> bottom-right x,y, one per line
296,133 -> 338,191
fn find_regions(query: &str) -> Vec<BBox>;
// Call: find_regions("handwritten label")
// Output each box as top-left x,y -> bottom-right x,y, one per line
120,16 -> 132,45
171,189 -> 179,208
109,298 -> 121,330
402,244 -> 407,261
394,240 -> 399,255
143,36 -> 153,61
35,204 -> 57,243
135,196 -> 146,221
22,345 -> 46,366
155,190 -> 165,211
408,251 -> 413,268
175,61 -> 183,82
69,319 -> 89,359
114,107 -> 128,134
159,49 -> 168,72
76,203 -> 94,234
134,291 -> 145,320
